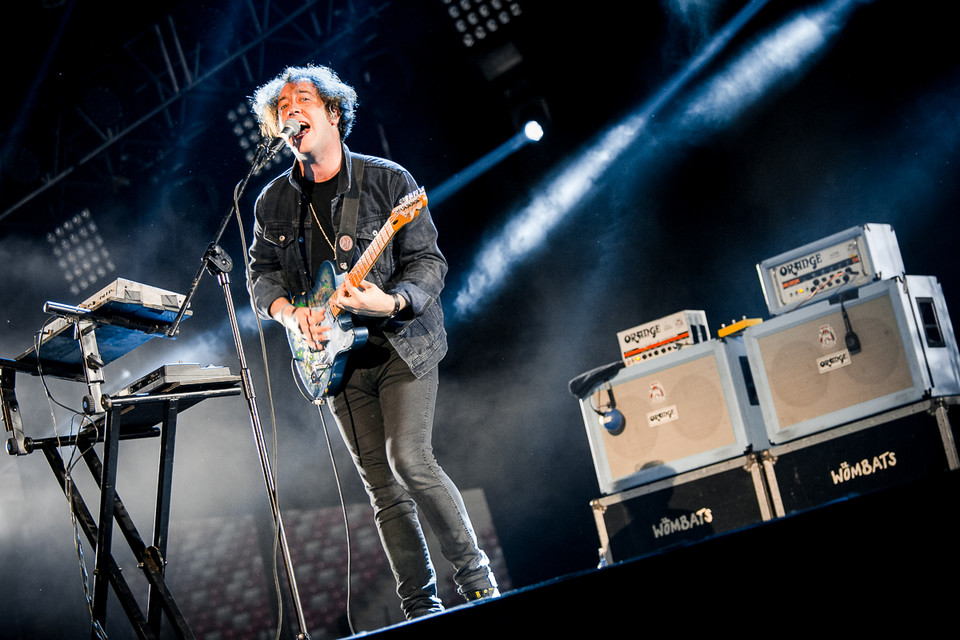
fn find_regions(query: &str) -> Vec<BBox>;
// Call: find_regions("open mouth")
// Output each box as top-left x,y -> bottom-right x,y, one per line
293,122 -> 310,141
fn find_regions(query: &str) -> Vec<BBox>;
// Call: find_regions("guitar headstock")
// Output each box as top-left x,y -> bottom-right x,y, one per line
390,187 -> 428,231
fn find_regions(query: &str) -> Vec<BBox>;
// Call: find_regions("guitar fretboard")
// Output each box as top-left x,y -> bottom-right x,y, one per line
347,224 -> 397,288
329,189 -> 425,318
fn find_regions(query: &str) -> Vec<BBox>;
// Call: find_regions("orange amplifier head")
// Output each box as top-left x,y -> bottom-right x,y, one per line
616,310 -> 710,367
756,223 -> 904,317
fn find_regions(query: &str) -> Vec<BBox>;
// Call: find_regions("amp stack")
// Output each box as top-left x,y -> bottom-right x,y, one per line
572,223 -> 960,566
570,309 -> 773,565
743,223 -> 960,518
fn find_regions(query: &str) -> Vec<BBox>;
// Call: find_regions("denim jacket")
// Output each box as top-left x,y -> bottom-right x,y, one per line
247,144 -> 448,378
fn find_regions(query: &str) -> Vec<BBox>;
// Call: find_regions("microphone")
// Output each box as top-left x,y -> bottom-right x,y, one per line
256,119 -> 301,167
268,118 -> 301,154
276,118 -> 301,145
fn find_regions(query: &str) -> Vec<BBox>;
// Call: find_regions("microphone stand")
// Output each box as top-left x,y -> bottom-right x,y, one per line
169,141 -> 311,640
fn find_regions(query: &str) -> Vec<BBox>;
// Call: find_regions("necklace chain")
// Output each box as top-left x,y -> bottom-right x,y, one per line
308,201 -> 336,253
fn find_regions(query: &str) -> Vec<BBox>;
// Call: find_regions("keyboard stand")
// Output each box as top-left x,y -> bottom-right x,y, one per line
30,384 -> 240,640
3,283 -> 240,638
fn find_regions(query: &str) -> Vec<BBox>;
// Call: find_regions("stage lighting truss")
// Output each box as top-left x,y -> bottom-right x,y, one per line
47,209 -> 116,296
227,102 -> 290,173
442,0 -> 522,48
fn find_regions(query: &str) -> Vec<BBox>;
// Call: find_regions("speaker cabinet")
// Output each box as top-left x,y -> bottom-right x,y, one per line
577,337 -> 765,495
744,275 -> 960,444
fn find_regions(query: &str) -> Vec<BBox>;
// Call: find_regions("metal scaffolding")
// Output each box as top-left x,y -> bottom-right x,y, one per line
1,0 -> 393,225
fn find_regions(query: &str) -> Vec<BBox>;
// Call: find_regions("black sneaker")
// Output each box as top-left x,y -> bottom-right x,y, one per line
463,587 -> 501,601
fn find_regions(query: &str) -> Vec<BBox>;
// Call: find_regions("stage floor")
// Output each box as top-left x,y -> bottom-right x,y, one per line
356,469 -> 959,636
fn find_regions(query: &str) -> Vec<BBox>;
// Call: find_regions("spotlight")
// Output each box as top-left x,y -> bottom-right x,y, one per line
47,209 -> 116,296
510,96 -> 550,139
442,0 -> 522,48
429,119 -> 546,206
523,120 -> 544,142
228,102 -> 289,172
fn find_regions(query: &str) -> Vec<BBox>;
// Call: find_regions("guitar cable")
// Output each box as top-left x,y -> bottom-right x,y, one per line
313,397 -> 358,637
286,361 -> 358,636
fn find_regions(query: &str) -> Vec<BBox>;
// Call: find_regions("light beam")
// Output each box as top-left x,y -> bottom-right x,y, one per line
429,123 -> 544,206
450,0 -> 871,321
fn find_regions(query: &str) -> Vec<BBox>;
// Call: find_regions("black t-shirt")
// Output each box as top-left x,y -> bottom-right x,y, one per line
301,174 -> 339,283
300,171 -> 392,346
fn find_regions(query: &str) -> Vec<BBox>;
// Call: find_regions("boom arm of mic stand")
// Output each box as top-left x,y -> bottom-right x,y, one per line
166,140 -> 273,339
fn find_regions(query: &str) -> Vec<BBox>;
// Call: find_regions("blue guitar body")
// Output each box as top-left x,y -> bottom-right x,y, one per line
287,260 -> 368,399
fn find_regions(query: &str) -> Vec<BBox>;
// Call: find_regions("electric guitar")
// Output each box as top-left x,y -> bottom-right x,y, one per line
286,187 -> 427,400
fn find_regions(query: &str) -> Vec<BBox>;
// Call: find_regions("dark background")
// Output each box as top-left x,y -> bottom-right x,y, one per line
2,0 -> 958,636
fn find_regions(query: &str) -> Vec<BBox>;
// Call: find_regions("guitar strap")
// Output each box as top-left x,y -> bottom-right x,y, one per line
335,154 -> 364,273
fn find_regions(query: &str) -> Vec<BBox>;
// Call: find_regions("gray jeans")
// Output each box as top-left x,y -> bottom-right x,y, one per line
330,334 -> 497,618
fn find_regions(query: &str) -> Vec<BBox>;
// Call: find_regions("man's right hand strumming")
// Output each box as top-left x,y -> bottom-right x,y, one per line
271,298 -> 329,350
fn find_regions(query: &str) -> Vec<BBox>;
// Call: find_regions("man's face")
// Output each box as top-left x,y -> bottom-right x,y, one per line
276,81 -> 340,161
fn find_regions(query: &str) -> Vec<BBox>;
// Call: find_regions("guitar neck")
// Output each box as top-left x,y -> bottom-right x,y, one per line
349,223 -> 397,286
329,220 -> 397,317
326,186 -> 425,318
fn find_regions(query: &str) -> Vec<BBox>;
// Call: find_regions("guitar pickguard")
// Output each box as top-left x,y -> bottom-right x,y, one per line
286,261 -> 368,399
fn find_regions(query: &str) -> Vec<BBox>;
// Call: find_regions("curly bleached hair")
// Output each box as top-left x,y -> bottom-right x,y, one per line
250,64 -> 358,140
